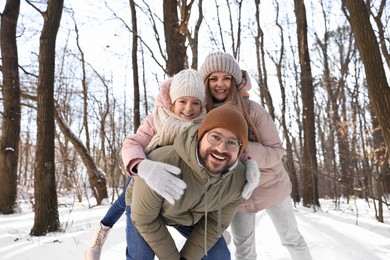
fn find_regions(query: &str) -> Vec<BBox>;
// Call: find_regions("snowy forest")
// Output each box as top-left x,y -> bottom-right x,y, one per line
0,0 -> 390,237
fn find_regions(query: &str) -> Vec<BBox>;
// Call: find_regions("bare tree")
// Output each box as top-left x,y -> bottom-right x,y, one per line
19,123 -> 33,188
267,0 -> 300,203
163,0 -> 194,75
54,103 -> 107,205
28,0 -> 64,236
370,104 -> 386,222
187,0 -> 203,69
72,13 -> 91,152
315,1 -> 354,200
0,0 -> 21,214
20,85 -> 109,206
370,0 -> 390,70
226,0 -> 242,58
343,0 -> 390,220
254,0 -> 275,119
286,13 -> 305,203
343,0 -> 390,160
294,0 -> 320,207
66,13 -> 108,202
334,25 -> 355,201
212,0 -> 243,60
129,0 -> 141,131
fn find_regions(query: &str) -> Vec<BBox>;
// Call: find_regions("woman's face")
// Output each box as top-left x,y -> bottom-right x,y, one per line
207,72 -> 232,102
172,96 -> 202,120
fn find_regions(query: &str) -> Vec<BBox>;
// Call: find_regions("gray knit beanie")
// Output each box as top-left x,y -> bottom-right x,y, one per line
170,69 -> 206,106
199,51 -> 242,84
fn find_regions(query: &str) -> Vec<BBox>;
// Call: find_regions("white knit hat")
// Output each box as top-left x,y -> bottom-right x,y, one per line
199,51 -> 242,84
170,69 -> 206,105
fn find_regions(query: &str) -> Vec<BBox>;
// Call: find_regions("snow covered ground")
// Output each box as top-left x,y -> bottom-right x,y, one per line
1,194 -> 390,260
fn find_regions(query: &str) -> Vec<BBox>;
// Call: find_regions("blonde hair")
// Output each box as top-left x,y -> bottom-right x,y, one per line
204,76 -> 261,143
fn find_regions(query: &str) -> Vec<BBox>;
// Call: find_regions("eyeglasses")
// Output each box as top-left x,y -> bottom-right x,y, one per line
206,131 -> 242,152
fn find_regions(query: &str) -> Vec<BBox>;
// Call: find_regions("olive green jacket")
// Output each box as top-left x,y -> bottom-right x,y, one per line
126,124 -> 246,260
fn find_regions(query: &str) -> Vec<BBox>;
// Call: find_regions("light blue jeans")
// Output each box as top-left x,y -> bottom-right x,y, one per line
100,177 -> 130,227
125,205 -> 231,260
231,196 -> 312,260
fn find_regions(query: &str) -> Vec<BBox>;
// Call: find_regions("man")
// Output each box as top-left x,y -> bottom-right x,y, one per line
125,102 -> 249,260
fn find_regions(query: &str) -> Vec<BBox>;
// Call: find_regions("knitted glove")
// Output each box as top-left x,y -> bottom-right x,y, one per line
137,159 -> 187,204
241,159 -> 261,200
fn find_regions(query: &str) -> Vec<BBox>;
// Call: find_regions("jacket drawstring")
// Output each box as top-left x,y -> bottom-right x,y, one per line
204,185 -> 208,257
203,175 -> 224,257
217,185 -> 222,238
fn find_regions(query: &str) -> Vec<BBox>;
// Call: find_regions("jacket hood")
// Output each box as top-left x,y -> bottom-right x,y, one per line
155,78 -> 174,110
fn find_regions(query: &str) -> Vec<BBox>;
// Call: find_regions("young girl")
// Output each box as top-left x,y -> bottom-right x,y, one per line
199,51 -> 312,260
85,69 -> 206,260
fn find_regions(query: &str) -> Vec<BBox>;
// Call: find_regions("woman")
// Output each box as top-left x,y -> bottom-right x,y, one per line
199,51 -> 312,260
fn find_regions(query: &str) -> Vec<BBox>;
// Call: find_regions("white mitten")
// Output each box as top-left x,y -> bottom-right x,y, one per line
241,159 -> 261,200
137,159 -> 187,204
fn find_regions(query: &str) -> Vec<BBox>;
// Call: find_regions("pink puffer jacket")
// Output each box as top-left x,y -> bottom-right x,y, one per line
237,99 -> 292,213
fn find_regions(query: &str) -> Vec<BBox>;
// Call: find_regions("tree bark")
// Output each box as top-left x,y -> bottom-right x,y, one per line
343,0 -> 390,160
30,0 -> 64,236
163,0 -> 188,76
129,0 -> 140,131
294,0 -> 320,207
0,0 -> 21,214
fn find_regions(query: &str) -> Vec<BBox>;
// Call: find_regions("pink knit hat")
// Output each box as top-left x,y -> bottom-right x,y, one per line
199,51 -> 242,85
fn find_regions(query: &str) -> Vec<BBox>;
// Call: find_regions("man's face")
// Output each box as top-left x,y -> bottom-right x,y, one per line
198,127 -> 240,175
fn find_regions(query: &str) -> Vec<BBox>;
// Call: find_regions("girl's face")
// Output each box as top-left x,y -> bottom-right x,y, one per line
172,96 -> 202,120
207,72 -> 233,102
